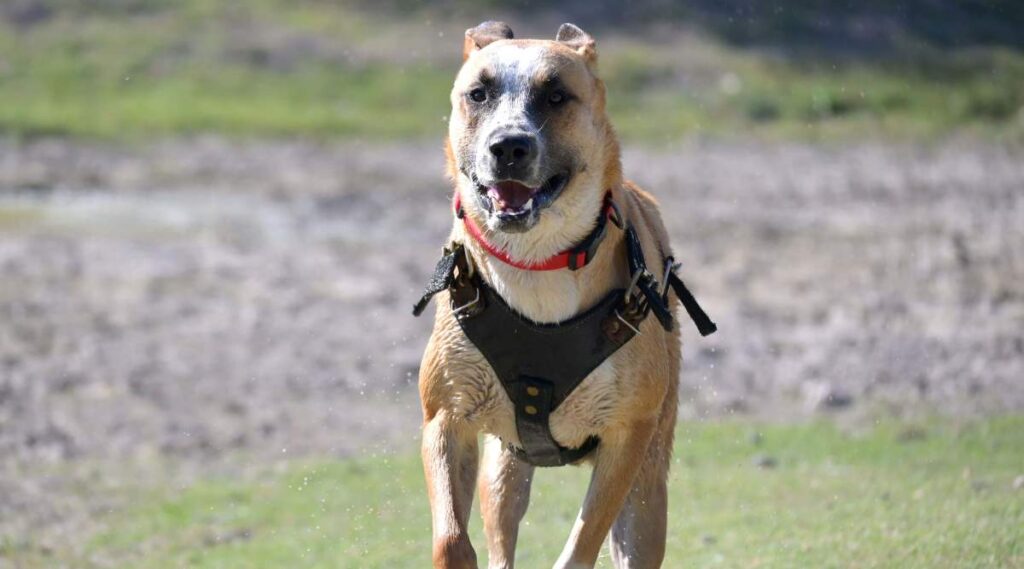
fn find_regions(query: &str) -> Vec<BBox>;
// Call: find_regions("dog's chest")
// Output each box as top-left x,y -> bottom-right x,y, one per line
444,268 -> 624,448
486,265 -> 584,322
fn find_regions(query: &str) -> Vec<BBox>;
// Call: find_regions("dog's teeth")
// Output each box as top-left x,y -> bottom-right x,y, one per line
523,198 -> 533,211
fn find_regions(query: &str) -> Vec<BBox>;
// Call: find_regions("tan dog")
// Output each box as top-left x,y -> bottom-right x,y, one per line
417,21 -> 694,569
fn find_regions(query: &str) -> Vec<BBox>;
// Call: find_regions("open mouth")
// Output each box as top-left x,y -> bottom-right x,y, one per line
476,173 -> 569,220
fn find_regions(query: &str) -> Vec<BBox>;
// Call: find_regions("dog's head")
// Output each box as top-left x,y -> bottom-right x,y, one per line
448,22 -> 617,235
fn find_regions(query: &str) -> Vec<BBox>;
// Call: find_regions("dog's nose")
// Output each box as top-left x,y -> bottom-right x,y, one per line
489,135 -> 537,165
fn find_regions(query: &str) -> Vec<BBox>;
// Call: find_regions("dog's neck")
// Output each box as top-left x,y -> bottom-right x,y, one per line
453,178 -> 627,324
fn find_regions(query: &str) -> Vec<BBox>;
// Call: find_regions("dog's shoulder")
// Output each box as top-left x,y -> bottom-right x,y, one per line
621,180 -> 674,258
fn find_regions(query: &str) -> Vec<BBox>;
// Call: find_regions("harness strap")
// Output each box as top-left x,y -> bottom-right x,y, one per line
506,378 -> 600,466
412,246 -> 460,317
667,269 -> 718,337
624,226 -> 675,331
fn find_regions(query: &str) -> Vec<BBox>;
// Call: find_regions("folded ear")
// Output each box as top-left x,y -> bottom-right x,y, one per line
556,23 -> 596,61
463,21 -> 514,61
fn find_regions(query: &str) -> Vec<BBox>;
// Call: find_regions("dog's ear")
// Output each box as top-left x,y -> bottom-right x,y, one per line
463,21 -> 513,61
556,23 -> 596,61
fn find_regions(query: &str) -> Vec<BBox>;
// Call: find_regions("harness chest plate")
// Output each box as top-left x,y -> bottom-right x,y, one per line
455,279 -> 635,467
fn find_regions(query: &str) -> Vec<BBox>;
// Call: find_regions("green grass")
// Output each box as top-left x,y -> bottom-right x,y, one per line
6,418 -> 1021,568
0,2 -> 453,140
0,1 -> 1022,141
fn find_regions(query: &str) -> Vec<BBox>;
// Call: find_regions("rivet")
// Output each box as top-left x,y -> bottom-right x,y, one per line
526,386 -> 540,397
524,405 -> 538,415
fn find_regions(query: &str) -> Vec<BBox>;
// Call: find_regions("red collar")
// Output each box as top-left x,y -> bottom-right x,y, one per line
453,191 -> 618,271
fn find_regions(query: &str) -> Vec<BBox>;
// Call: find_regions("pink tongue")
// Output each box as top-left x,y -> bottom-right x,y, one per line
487,181 -> 537,210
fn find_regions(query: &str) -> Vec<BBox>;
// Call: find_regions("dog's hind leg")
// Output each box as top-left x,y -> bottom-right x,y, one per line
609,359 -> 678,569
608,420 -> 674,567
478,435 -> 535,569
553,418 -> 659,569
422,410 -> 481,569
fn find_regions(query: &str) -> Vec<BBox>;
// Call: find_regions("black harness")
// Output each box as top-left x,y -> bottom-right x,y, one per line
413,202 -> 716,467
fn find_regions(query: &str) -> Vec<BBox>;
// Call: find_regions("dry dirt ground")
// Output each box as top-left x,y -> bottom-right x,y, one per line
1,136 -> 1022,550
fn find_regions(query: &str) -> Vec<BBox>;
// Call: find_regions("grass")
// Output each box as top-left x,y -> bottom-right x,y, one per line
0,2 -> 452,140
6,418 -> 1021,568
0,1 -> 1022,141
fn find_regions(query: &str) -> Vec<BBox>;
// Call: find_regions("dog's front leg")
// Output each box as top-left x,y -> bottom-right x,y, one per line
478,435 -> 535,568
553,419 -> 658,569
422,410 -> 480,569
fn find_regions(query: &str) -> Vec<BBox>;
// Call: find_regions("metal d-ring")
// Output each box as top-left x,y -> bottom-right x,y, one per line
452,287 -> 481,317
615,309 -> 642,335
624,267 -> 646,303
661,258 -> 680,297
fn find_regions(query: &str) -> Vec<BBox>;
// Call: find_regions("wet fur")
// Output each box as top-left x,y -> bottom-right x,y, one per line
421,23 -> 681,569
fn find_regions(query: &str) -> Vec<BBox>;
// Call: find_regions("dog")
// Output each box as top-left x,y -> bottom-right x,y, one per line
415,21 -> 713,569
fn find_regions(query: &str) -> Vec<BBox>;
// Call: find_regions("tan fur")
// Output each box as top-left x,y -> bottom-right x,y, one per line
421,24 -> 681,569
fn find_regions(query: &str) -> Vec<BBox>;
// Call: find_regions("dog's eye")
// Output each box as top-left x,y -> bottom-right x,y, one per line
548,90 -> 568,105
468,88 -> 487,103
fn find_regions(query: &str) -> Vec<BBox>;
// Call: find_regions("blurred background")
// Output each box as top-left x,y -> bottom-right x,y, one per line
0,1 -> 1022,567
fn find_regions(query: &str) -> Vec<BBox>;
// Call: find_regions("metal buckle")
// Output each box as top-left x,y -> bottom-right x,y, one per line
624,268 -> 649,303
451,287 -> 481,317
